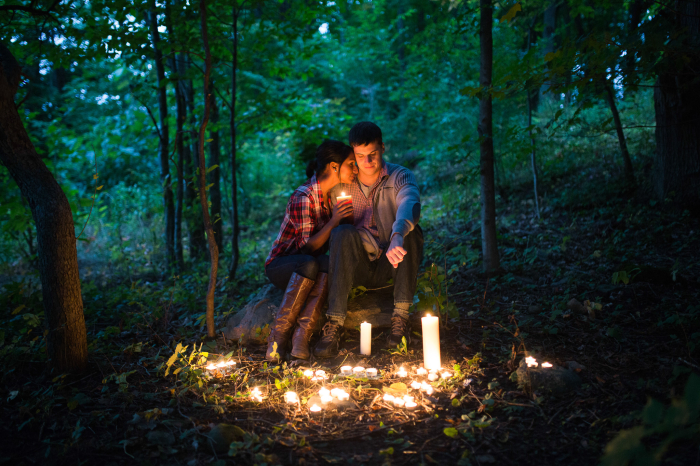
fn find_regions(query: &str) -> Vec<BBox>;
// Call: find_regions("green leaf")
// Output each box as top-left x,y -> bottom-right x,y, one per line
499,3 -> 521,23
444,427 -> 459,438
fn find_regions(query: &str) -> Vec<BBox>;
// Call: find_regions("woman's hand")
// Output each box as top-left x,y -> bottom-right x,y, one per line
331,200 -> 353,226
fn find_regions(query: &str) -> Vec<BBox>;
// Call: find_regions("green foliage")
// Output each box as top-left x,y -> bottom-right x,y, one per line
414,264 -> 458,320
602,374 -> 700,466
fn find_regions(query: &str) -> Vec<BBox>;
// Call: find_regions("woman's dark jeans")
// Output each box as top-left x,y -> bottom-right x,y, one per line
265,254 -> 329,290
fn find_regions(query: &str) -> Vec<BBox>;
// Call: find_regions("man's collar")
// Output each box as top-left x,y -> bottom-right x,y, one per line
358,162 -> 388,187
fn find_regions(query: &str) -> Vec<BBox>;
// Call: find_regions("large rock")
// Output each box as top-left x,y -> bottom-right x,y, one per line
223,284 -> 396,344
513,354 -> 582,396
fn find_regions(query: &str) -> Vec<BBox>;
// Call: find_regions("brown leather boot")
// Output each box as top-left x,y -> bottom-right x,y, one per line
290,273 -> 328,360
266,273 -> 314,362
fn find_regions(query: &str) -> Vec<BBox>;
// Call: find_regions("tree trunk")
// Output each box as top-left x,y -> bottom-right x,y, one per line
228,4 -> 241,279
184,57 -> 207,262
199,0 -> 219,338
0,43 -> 88,372
165,0 -> 184,269
527,88 -> 540,219
147,1 -> 175,269
478,0 -> 500,273
654,0 -> 700,208
604,83 -> 636,186
539,0 -> 557,107
209,88 -> 223,252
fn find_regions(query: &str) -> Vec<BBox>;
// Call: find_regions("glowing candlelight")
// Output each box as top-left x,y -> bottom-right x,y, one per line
337,391 -> 350,401
330,388 -> 343,398
425,385 -> 434,395
410,380 -> 421,390
215,361 -> 226,368
416,367 -> 428,376
336,192 -> 354,225
405,401 -> 417,409
309,404 -> 322,413
250,387 -> 264,402
206,364 -> 217,371
383,393 -> 395,402
421,314 -> 441,370
541,362 -> 553,368
225,360 -> 236,367
366,368 -> 378,378
315,370 -> 326,378
393,398 -> 405,407
420,382 -> 434,395
397,367 -> 408,378
360,321 -> 372,355
321,394 -> 333,404
403,395 -> 414,403
319,387 -> 330,397
284,391 -> 298,404
340,366 -> 353,375
526,356 -> 538,368
441,372 -> 452,379
353,366 -> 365,377
428,373 -> 439,381
304,370 -> 314,378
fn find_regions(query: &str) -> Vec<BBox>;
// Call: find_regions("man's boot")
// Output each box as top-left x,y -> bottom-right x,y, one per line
313,320 -> 344,359
290,273 -> 328,360
266,273 -> 315,362
387,315 -> 411,348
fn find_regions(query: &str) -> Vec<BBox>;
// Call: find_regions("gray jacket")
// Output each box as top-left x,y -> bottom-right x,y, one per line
330,162 -> 421,260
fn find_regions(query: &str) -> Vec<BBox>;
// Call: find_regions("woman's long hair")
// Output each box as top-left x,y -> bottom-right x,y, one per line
306,140 -> 353,179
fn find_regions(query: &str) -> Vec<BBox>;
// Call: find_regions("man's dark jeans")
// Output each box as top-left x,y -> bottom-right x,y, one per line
326,225 -> 424,324
265,254 -> 329,291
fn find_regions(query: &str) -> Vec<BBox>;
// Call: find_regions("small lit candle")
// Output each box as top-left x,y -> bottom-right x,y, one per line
319,387 -> 330,397
340,366 -> 353,375
284,391 -> 298,404
441,372 -> 452,379
421,314 -> 441,370
353,366 -> 365,377
250,387 -> 264,402
315,370 -> 326,379
428,373 -> 439,382
215,361 -> 226,368
397,367 -> 408,378
425,385 -> 434,395
525,356 -> 538,368
337,391 -> 350,401
225,360 -> 236,367
403,395 -> 414,403
383,393 -> 395,402
336,192 -> 354,225
330,388 -> 343,398
304,370 -> 314,378
366,368 -> 378,378
309,404 -> 322,413
416,367 -> 428,376
405,401 -> 417,409
410,381 -> 421,390
321,394 -> 333,404
360,321 -> 372,355
541,362 -> 553,368
393,398 -> 405,407
206,364 -> 217,371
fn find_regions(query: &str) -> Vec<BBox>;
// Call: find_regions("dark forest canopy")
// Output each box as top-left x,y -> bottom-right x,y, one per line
1,0 -> 699,464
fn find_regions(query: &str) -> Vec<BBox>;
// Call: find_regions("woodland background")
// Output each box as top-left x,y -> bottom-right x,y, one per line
1,0 -> 699,464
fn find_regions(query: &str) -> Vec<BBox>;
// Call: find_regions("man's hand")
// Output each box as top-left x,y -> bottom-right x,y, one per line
386,234 -> 406,268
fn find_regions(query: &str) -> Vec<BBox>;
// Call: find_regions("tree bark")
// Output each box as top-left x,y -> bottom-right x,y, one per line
0,43 -> 88,372
654,0 -> 700,208
527,26 -> 540,219
539,0 -> 557,107
199,0 -> 219,338
147,0 -> 175,269
228,4 -> 241,279
478,0 -> 500,273
604,83 -> 636,186
209,88 -> 223,252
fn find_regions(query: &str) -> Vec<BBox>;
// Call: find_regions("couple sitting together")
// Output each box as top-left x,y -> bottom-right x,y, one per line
264,121 -> 424,361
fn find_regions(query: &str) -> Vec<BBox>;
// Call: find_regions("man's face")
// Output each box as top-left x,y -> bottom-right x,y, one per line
353,142 -> 384,178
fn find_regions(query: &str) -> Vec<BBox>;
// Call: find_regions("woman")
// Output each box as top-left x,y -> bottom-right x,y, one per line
265,140 -> 357,361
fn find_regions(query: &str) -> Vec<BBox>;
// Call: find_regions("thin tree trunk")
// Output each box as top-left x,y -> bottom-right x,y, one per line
604,83 -> 636,187
527,27 -> 540,218
165,0 -> 184,269
0,43 -> 87,372
209,88 -> 223,252
229,4 -> 240,279
199,0 -> 219,338
478,0 -> 500,274
539,0 -> 557,108
147,0 -> 175,269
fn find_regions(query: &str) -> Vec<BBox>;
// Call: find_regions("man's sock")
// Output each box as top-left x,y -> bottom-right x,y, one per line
392,302 -> 410,321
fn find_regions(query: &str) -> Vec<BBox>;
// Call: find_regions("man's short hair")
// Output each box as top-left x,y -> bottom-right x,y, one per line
349,121 -> 382,147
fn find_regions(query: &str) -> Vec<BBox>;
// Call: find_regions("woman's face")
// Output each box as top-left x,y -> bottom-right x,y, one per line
338,153 -> 358,184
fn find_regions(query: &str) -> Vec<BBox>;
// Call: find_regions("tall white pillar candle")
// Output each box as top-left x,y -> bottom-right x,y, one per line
421,314 -> 441,370
360,321 -> 372,355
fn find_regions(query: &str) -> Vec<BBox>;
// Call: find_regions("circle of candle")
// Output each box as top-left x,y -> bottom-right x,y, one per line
421,314 -> 441,370
405,401 -> 417,409
315,370 -> 326,378
397,367 -> 408,378
366,368 -> 378,378
416,367 -> 428,376
304,370 -> 314,378
393,398 -> 405,407
542,362 -> 553,368
428,373 -> 439,381
284,391 -> 298,404
321,394 -> 333,404
360,321 -> 372,355
403,395 -> 414,403
410,381 -> 421,390
353,366 -> 365,376
309,404 -> 322,412
340,365 -> 353,375
383,393 -> 395,402
337,391 -> 350,401
441,372 -> 452,379
319,387 -> 330,397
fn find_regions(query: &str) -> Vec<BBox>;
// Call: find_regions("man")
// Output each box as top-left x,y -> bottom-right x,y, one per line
314,121 -> 423,358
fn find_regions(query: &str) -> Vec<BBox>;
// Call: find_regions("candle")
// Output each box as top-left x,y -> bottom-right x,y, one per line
336,192 -> 354,225
393,398 -> 405,407
416,367 -> 428,376
366,368 -> 378,378
206,364 -> 217,371
284,391 -> 298,404
383,393 -> 395,402
353,366 -> 365,377
360,321 -> 372,355
441,372 -> 452,379
250,387 -> 264,402
403,395 -> 414,403
410,381 -> 421,390
340,366 -> 353,375
541,362 -> 553,368
428,373 -> 439,382
321,394 -> 333,404
405,401 -> 417,409
309,404 -> 322,413
319,387 -> 330,397
397,367 -> 408,378
525,356 -> 538,368
315,370 -> 327,379
425,385 -> 434,395
422,314 -> 441,370
225,360 -> 236,367
304,370 -> 314,378
330,388 -> 343,398
337,391 -> 350,401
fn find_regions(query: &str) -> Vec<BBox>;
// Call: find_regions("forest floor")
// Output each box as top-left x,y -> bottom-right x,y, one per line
2,163 -> 700,465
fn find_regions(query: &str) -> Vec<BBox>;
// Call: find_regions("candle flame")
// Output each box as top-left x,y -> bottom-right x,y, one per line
284,391 -> 298,403
541,362 -> 553,368
309,404 -> 322,412
341,192 -> 345,196
526,356 -> 538,368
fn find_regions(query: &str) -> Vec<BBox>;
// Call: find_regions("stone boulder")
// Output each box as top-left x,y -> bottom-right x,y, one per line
513,354 -> 582,396
223,283 -> 396,344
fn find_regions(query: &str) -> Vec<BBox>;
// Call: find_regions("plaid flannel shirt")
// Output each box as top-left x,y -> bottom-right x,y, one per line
266,175 -> 331,266
345,164 -> 389,244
